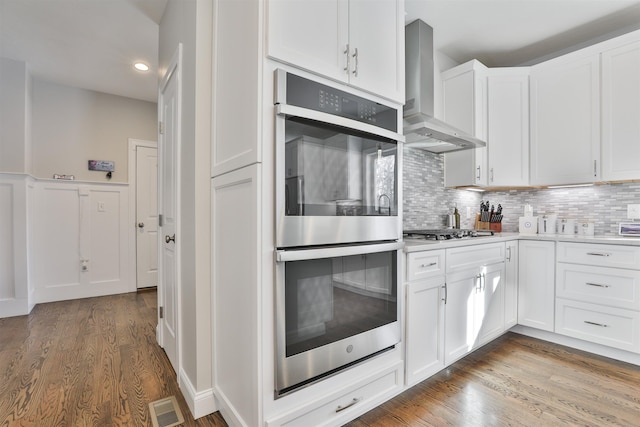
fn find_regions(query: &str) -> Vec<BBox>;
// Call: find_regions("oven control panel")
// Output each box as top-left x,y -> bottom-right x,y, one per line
283,71 -> 397,132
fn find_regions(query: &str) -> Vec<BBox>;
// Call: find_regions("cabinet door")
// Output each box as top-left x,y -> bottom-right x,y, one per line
443,62 -> 487,187
504,241 -> 518,329
477,262 -> 505,345
530,53 -> 600,185
405,276 -> 445,386
601,39 -> 640,181
444,270 -> 478,364
518,240 -> 555,331
487,71 -> 529,186
348,0 -> 403,102
267,0 -> 348,82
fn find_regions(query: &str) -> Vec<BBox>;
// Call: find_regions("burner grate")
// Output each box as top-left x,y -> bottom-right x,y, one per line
404,229 -> 494,240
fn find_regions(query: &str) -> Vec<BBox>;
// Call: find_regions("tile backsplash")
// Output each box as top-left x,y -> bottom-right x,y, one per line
403,147 -> 640,236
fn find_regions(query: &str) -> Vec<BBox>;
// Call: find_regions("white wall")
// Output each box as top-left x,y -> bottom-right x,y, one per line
159,0 -> 214,419
0,58 -> 31,173
31,79 -> 157,183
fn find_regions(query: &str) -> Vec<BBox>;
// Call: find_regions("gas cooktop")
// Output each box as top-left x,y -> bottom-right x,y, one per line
404,229 -> 495,241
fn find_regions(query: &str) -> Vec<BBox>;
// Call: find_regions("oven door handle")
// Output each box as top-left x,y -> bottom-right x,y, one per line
276,103 -> 405,143
276,242 -> 404,262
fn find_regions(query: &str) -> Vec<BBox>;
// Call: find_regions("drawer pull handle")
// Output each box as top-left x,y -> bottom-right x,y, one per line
586,252 -> 611,257
336,397 -> 360,413
420,262 -> 437,268
584,320 -> 608,328
585,282 -> 611,288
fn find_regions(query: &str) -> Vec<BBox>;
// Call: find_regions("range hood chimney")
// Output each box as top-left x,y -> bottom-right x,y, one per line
404,19 -> 486,153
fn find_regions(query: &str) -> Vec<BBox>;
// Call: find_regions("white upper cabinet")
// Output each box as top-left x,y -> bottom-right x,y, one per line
266,0 -> 404,103
442,61 -> 530,188
530,52 -> 601,185
486,69 -> 530,187
442,60 -> 488,187
601,38 -> 640,181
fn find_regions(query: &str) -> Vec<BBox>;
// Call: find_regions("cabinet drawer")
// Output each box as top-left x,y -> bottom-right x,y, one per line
447,242 -> 505,272
406,250 -> 445,281
557,242 -> 640,269
555,298 -> 640,353
267,363 -> 402,427
556,263 -> 640,310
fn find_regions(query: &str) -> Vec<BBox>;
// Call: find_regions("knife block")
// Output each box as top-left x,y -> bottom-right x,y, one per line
475,213 -> 490,230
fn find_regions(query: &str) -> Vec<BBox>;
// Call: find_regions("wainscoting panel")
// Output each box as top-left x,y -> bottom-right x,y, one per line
31,180 -> 131,304
0,174 -> 32,318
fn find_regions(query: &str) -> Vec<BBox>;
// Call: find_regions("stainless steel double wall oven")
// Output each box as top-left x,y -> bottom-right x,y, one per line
274,69 -> 403,395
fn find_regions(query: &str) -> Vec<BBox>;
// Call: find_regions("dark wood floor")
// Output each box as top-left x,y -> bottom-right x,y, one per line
3,292 -> 640,427
0,289 -> 226,426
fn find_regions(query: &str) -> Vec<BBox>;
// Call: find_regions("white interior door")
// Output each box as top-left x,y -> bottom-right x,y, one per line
136,145 -> 158,289
158,44 -> 182,371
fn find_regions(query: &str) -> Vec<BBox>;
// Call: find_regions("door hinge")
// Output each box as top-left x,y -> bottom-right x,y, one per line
159,306 -> 164,319
158,214 -> 164,227
158,121 -> 164,135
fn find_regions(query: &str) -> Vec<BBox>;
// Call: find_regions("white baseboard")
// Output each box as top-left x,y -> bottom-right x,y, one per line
178,368 -> 218,420
510,325 -> 640,366
35,280 -> 130,304
214,388 -> 245,427
0,297 -> 31,318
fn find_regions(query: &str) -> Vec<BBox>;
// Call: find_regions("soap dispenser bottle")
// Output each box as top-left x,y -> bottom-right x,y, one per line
454,206 -> 461,229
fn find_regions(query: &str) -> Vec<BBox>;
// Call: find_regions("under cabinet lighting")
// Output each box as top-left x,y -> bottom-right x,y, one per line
460,187 -> 486,192
134,62 -> 150,72
547,183 -> 594,189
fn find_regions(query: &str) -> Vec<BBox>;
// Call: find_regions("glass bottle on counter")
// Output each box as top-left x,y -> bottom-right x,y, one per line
454,206 -> 461,229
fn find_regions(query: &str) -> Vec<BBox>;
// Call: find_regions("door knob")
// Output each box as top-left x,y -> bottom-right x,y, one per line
165,234 -> 175,243
138,222 -> 145,228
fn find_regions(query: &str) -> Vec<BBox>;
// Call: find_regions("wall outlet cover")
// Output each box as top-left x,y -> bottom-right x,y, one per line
628,204 -> 640,219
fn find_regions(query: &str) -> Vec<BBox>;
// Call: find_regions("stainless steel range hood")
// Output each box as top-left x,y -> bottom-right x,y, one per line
404,19 -> 486,154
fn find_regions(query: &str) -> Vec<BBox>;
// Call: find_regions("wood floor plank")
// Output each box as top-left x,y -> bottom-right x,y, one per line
0,291 -> 227,426
4,292 -> 640,427
346,333 -> 640,427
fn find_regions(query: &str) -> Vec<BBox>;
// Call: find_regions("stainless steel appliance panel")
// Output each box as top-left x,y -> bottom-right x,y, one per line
275,70 -> 403,248
275,242 -> 402,394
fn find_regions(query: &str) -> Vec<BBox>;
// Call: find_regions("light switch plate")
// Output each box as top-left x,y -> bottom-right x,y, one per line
628,204 -> 640,219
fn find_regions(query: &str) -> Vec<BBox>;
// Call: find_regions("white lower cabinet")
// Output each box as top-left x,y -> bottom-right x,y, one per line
518,240 -> 556,331
555,242 -> 640,353
405,243 -> 508,374
555,298 -> 640,353
444,262 -> 504,364
504,241 -> 519,328
405,275 -> 445,386
266,362 -> 403,427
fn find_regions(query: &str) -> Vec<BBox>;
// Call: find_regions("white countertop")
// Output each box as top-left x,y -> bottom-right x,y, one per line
403,232 -> 640,252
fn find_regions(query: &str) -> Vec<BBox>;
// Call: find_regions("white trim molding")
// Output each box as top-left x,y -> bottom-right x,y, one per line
179,367 -> 218,419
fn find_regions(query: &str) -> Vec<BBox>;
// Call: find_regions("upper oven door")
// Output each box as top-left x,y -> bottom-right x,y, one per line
275,70 -> 404,248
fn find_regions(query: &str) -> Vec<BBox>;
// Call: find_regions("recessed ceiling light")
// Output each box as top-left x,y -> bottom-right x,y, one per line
134,62 -> 150,72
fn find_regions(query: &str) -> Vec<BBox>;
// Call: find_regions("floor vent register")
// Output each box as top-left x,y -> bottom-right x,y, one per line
149,396 -> 185,427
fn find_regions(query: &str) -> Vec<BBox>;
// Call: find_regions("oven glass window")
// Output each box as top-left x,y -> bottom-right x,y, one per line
284,251 -> 397,357
283,117 -> 397,217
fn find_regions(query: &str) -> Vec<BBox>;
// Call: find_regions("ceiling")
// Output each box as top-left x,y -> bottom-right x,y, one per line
0,0 -> 167,103
1,0 -> 639,103
405,0 -> 640,67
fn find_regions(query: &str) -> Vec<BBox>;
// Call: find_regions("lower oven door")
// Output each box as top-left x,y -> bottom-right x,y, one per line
274,241 -> 403,395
